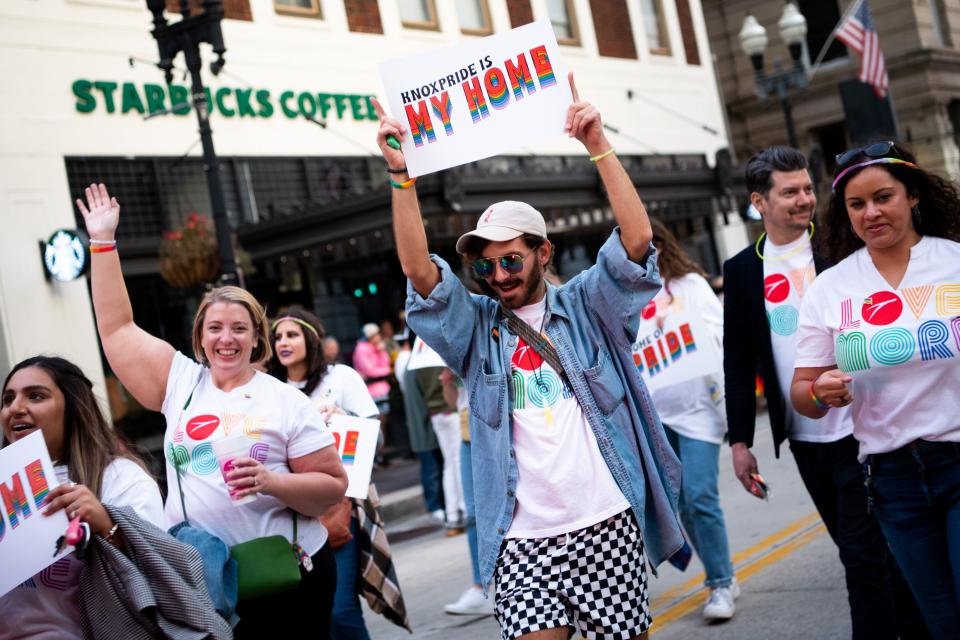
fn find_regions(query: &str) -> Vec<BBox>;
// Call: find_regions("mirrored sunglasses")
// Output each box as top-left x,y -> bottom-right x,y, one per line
472,253 -> 527,278
835,141 -> 897,167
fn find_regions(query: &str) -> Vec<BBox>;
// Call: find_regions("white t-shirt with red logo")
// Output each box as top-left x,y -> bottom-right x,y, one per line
763,234 -> 853,443
796,236 -> 960,458
0,460 -> 164,640
290,364 -> 379,419
506,298 -> 629,539
162,353 -> 335,553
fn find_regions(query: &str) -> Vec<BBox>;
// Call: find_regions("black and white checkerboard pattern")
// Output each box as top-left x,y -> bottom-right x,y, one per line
494,509 -> 652,639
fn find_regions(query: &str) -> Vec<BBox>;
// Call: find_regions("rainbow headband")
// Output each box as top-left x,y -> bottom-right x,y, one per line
271,316 -> 320,337
832,157 -> 919,192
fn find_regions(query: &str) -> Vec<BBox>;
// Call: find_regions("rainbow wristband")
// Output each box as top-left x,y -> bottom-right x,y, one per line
90,242 -> 117,254
589,148 -> 616,162
389,176 -> 417,189
809,381 -> 830,411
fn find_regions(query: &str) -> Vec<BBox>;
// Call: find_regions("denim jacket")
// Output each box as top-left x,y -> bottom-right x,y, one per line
406,229 -> 684,591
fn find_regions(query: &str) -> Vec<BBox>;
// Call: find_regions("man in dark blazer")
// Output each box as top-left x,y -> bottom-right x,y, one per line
723,147 -> 924,639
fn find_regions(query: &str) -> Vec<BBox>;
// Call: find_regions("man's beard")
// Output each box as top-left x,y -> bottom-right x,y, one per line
493,259 -> 545,309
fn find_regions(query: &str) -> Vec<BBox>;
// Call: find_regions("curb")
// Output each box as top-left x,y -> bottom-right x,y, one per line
380,485 -> 428,525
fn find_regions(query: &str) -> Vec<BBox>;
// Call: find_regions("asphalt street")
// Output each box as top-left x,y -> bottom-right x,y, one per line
365,414 -> 852,639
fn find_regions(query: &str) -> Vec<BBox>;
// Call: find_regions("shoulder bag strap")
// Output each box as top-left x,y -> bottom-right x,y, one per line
501,305 -> 570,387
174,373 -> 203,525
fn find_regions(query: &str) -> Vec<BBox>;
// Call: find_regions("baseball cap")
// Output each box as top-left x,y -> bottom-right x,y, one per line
362,323 -> 380,339
455,201 -> 547,254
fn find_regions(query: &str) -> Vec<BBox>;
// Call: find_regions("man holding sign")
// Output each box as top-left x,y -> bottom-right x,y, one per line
372,74 -> 682,640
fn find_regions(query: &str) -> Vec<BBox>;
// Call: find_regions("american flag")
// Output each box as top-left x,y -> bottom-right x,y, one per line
835,0 -> 889,97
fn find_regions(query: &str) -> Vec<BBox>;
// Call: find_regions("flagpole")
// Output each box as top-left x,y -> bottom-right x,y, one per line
808,0 -> 864,82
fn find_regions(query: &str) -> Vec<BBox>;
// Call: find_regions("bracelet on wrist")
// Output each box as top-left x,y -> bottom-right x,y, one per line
589,148 -> 616,162
389,177 -> 417,190
104,522 -> 120,542
809,381 -> 830,411
387,166 -> 408,174
90,242 -> 117,254
89,239 -> 116,245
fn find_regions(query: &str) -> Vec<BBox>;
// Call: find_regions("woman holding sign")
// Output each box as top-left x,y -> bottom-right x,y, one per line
268,307 -> 410,638
641,219 -> 738,621
76,183 -> 348,638
0,355 -> 165,639
791,142 -> 960,637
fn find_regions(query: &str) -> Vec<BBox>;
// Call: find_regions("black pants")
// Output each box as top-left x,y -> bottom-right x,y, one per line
791,436 -> 928,640
234,543 -> 337,639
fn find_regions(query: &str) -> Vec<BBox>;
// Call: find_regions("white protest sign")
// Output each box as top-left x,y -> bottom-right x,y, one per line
0,431 -> 71,597
327,414 -> 380,499
406,336 -> 448,371
379,19 -> 571,177
631,301 -> 723,392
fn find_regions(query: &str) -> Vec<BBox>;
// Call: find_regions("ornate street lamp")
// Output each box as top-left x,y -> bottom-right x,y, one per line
145,0 -> 237,284
739,3 -> 808,148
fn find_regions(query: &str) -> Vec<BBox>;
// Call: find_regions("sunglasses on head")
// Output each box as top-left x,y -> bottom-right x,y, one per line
472,250 -> 533,278
835,141 -> 898,167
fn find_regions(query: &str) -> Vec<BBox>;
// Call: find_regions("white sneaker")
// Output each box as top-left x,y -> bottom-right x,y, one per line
730,577 -> 741,600
702,585 -> 736,621
444,587 -> 494,616
430,509 -> 445,525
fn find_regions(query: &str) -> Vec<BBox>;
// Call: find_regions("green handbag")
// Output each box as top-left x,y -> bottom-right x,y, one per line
230,523 -> 302,601
173,377 -> 304,603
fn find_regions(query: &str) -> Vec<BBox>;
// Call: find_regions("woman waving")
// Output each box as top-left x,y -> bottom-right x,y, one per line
77,183 -> 347,637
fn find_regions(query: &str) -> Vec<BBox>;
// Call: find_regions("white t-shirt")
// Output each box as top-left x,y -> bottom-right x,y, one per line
506,298 -> 629,539
290,364 -> 379,419
796,236 -> 960,459
162,353 -> 335,553
763,233 -> 853,443
644,273 -> 727,444
0,459 -> 164,640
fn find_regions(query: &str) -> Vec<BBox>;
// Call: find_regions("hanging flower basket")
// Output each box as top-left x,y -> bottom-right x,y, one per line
159,213 -> 220,288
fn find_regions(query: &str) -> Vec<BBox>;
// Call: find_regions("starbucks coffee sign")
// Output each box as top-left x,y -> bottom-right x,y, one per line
71,79 -> 379,123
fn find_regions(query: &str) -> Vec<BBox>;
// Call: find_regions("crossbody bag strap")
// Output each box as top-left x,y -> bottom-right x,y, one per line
175,373 -> 203,525
501,305 -> 570,387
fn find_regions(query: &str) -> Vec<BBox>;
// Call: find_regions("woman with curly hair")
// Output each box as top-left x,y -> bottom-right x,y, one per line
790,141 -> 960,637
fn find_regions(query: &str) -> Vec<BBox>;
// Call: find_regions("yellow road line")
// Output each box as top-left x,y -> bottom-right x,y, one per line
649,513 -> 826,635
650,511 -> 821,610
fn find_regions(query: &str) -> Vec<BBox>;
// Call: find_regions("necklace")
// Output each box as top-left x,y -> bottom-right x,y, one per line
522,298 -> 555,428
755,222 -> 815,262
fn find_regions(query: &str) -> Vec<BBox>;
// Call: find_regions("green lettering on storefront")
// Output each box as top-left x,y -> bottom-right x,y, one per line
121,82 -> 145,114
71,79 -> 376,123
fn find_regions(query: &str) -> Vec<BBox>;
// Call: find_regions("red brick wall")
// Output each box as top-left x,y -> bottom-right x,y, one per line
164,0 -> 251,21
675,0 -> 701,65
589,0 -> 637,59
344,0 -> 384,33
506,0 -> 534,28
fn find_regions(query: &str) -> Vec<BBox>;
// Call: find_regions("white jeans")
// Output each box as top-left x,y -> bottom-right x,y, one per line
431,411 -> 465,522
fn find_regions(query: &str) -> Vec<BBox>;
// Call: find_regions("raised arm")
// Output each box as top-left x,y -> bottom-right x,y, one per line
78,184 -> 175,411
565,73 -> 652,260
370,98 -> 440,298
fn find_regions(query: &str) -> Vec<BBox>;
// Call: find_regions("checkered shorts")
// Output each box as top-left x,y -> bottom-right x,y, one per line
494,509 -> 651,640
